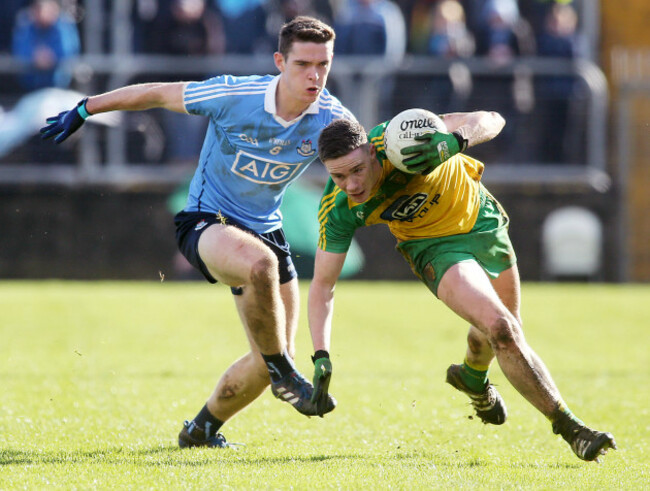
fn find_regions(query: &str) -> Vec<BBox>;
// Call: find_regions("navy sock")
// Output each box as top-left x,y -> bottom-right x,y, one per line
261,351 -> 296,382
193,404 -> 223,437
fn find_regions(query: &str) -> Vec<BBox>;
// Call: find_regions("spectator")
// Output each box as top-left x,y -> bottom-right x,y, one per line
405,0 -> 434,54
265,0 -> 334,41
536,2 -> 582,59
11,0 -> 80,91
132,0 -> 167,53
212,0 -> 269,53
334,0 -> 406,122
519,0 -> 577,38
472,0 -> 534,62
145,0 -> 226,164
334,0 -> 406,65
391,0 -> 473,117
482,0 -> 518,62
145,0 -> 225,55
459,0 -> 536,163
0,0 -> 27,53
535,2 -> 584,163
313,0 -> 334,22
425,0 -> 474,58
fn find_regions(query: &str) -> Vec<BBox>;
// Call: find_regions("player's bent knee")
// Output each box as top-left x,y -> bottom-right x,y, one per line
487,316 -> 522,351
249,254 -> 279,288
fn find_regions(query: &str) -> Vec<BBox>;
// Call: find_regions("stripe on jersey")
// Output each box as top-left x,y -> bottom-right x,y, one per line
318,188 -> 342,221
317,92 -> 354,118
317,188 -> 344,249
370,133 -> 385,153
184,79 -> 268,94
317,217 -> 329,249
319,104 -> 350,119
186,90 -> 266,105
185,80 -> 269,104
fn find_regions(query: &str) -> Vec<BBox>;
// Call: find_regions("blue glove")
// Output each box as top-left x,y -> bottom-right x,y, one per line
40,98 -> 91,144
311,350 -> 333,418
400,131 -> 467,175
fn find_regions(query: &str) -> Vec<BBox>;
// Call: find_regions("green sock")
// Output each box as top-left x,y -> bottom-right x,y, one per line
459,360 -> 489,392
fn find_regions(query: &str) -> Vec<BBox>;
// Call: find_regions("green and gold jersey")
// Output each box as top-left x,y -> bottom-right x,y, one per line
318,121 -> 486,253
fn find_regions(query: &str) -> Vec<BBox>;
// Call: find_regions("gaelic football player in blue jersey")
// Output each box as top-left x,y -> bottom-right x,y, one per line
40,16 -> 367,448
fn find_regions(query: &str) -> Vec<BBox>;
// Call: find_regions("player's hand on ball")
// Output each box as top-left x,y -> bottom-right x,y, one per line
40,98 -> 91,143
311,353 -> 333,418
400,132 -> 467,175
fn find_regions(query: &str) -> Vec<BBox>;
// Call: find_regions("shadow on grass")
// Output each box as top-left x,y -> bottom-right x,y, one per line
0,447 -> 583,469
0,447 -> 360,467
0,447 -> 176,466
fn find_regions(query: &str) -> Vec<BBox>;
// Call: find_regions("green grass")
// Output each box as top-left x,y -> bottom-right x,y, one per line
1,281 -> 649,489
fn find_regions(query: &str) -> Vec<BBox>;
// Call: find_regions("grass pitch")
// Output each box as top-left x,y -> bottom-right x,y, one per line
1,280 -> 648,489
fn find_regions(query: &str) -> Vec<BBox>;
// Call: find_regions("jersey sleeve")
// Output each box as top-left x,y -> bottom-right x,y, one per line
317,179 -> 361,253
183,74 -> 237,118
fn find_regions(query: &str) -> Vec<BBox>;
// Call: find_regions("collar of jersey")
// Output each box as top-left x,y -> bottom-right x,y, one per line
264,75 -> 320,128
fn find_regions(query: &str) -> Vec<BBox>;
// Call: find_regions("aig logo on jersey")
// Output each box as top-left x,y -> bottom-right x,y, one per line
380,193 -> 429,221
232,150 -> 304,184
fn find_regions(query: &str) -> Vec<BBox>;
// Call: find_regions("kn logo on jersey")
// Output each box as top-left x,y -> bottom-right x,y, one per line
380,193 -> 429,221
232,150 -> 305,184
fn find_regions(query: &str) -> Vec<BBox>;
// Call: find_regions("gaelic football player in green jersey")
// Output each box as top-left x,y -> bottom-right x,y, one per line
307,114 -> 616,462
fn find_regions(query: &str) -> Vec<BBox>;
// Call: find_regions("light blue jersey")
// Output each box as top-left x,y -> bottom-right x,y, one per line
183,74 -> 354,233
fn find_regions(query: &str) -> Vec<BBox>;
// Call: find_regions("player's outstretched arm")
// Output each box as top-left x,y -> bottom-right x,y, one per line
84,82 -> 189,115
40,82 -> 189,144
440,110 -> 505,148
308,248 -> 346,416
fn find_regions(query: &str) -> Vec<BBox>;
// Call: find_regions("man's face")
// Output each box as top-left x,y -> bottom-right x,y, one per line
275,41 -> 334,105
32,0 -> 60,28
324,145 -> 382,203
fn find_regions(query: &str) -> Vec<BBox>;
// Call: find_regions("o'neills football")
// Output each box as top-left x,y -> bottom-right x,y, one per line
384,108 -> 448,173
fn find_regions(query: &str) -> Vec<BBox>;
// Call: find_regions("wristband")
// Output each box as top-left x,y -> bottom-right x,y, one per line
312,350 -> 330,363
76,98 -> 92,120
452,131 -> 468,152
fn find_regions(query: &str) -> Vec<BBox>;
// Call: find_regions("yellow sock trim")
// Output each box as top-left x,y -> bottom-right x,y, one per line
464,357 -> 490,372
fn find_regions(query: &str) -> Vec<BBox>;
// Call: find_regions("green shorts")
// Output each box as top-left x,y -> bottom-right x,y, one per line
397,188 -> 516,297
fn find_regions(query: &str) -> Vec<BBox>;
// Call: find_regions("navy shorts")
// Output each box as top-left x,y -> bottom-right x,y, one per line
174,210 -> 297,294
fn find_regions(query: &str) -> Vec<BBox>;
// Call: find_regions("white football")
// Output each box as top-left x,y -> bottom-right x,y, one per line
383,108 -> 448,173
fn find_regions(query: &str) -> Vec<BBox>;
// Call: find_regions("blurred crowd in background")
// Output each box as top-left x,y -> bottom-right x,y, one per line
0,0 -> 590,166
0,0 -> 586,62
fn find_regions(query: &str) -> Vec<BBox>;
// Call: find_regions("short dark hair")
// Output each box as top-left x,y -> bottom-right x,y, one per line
278,16 -> 335,58
318,119 -> 368,162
